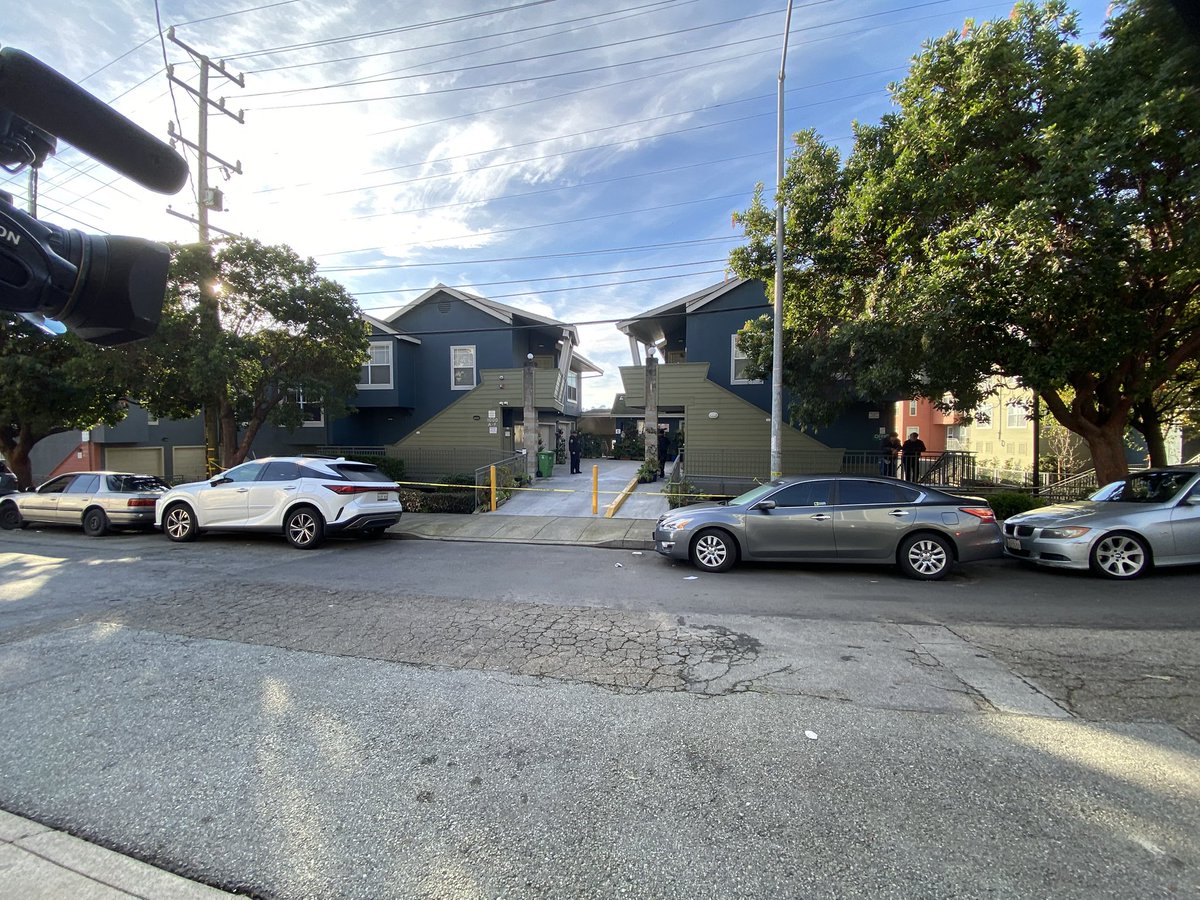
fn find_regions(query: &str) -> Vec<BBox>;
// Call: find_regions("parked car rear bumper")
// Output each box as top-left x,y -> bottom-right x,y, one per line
325,511 -> 402,534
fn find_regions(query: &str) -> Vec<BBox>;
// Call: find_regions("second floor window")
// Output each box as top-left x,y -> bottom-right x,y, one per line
294,388 -> 323,426
451,345 -> 476,389
1006,403 -> 1028,429
359,341 -> 393,389
731,335 -> 760,384
567,371 -> 579,404
909,400 -> 918,416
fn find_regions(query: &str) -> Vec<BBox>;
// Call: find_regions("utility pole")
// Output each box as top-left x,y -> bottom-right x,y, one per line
770,0 -> 795,481
165,29 -> 245,474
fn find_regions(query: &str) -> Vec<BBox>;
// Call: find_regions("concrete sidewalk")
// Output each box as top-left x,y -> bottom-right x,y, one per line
0,809 -> 234,898
389,512 -> 658,550
389,457 -> 669,550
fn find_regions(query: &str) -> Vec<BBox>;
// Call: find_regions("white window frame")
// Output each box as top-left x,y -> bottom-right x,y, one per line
908,400 -> 918,416
1006,403 -> 1028,429
358,340 -> 393,390
567,371 -> 579,404
451,345 -> 476,390
293,388 -> 324,427
730,335 -> 760,385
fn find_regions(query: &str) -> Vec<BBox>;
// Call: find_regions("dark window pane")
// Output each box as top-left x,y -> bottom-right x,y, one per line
260,462 -> 302,482
769,481 -> 834,507
65,475 -> 101,494
328,464 -> 391,483
837,480 -> 903,505
108,475 -> 169,493
221,463 -> 265,483
39,476 -> 74,494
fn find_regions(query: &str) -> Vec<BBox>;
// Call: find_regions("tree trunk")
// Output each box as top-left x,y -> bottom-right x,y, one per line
2,442 -> 33,491
0,424 -> 48,490
1131,399 -> 1168,467
1083,428 -> 1131,485
1041,391 -> 1131,485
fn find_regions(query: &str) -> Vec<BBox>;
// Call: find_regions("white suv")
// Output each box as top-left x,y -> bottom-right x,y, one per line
156,456 -> 403,549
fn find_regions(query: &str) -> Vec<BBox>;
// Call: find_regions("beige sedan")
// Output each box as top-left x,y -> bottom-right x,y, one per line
0,471 -> 169,536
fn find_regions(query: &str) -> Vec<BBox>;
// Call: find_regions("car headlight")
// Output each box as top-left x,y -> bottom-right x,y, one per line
1041,526 -> 1092,539
661,518 -> 691,530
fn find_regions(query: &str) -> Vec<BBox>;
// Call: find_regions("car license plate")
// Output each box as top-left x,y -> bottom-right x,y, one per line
377,492 -> 389,501
1005,537 -> 1021,551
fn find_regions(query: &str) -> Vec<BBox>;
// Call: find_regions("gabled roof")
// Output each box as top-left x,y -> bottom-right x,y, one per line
361,311 -> 421,344
572,351 -> 604,375
615,277 -> 754,336
387,284 -> 581,344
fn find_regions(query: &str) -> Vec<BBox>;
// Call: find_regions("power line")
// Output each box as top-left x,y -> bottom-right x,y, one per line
356,267 -> 730,299
318,236 -> 741,272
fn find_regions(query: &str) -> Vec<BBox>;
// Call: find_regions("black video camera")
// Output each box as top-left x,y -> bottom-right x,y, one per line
0,47 -> 188,345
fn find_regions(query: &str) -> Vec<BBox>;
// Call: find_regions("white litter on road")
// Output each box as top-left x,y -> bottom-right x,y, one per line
805,731 -> 818,740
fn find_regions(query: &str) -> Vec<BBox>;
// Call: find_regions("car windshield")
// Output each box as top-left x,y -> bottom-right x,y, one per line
1101,471 -> 1195,504
728,481 -> 783,507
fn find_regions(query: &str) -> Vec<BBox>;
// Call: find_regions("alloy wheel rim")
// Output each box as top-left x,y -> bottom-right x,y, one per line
696,536 -> 727,568
1096,536 -> 1144,577
909,540 -> 947,575
166,510 -> 190,538
289,514 -> 316,545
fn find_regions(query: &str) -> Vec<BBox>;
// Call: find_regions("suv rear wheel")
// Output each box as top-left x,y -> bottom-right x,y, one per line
284,506 -> 324,549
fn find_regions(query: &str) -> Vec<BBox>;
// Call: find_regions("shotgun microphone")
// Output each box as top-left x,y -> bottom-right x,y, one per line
0,46 -> 187,193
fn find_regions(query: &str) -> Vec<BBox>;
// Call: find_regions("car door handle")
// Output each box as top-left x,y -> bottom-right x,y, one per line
236,487 -> 249,493
888,509 -> 909,518
810,514 -> 831,521
282,486 -> 296,491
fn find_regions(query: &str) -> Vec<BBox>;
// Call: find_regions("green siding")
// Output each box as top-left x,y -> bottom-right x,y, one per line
619,363 -> 843,475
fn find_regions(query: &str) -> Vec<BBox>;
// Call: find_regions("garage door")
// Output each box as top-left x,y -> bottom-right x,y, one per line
172,446 -> 208,483
104,446 -> 164,476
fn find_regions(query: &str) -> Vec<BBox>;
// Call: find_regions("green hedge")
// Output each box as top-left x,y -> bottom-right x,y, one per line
986,491 -> 1050,520
396,487 -> 477,514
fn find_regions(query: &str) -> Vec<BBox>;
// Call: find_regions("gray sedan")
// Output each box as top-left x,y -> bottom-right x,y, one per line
653,475 -> 1003,580
1003,466 -> 1200,579
0,471 -> 169,536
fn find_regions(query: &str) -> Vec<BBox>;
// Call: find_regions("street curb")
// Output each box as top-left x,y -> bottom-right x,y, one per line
389,531 -> 655,551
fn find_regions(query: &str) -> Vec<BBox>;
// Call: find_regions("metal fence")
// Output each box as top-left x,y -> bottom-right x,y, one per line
474,452 -> 528,511
676,448 -> 978,497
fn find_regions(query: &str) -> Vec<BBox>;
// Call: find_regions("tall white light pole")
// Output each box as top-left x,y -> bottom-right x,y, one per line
770,0 -> 795,480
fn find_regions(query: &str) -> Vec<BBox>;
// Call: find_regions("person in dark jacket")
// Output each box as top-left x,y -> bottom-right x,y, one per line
902,432 -> 927,482
879,431 -> 902,477
657,428 -> 670,477
568,431 -> 582,474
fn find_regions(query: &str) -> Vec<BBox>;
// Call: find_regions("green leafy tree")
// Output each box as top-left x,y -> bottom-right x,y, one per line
0,316 -> 129,489
730,0 -> 1200,484
131,238 -> 368,469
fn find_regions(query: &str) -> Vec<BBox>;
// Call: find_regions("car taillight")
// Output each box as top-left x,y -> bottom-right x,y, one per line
959,506 -> 996,524
126,498 -> 157,508
323,484 -> 397,495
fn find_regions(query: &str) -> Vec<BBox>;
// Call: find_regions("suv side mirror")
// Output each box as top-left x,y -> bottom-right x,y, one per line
753,499 -> 777,511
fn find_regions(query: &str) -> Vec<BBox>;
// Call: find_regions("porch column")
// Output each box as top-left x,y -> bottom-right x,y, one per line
523,356 -> 538,476
643,355 -> 659,466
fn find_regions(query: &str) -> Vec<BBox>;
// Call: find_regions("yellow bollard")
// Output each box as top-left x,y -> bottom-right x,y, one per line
592,464 -> 599,515
490,465 -> 497,512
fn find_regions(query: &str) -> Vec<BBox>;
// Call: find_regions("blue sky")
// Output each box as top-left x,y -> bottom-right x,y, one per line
2,0 -> 1111,406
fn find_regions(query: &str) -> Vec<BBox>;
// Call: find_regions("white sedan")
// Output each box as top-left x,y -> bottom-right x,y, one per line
156,456 -> 403,549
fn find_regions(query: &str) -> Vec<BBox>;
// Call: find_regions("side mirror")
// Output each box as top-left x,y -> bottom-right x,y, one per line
210,476 -> 230,486
753,499 -> 777,511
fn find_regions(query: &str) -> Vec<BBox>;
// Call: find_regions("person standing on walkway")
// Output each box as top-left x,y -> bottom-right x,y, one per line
657,427 -> 670,478
568,431 -> 582,474
902,431 -> 926,482
879,431 -> 901,477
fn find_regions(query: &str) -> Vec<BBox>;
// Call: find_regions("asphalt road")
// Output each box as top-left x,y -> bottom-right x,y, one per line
0,526 -> 1197,899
